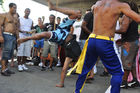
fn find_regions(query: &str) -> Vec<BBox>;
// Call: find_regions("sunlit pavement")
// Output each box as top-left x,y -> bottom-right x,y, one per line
0,64 -> 140,93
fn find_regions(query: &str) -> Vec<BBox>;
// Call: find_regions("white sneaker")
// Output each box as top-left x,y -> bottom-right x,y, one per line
38,62 -> 43,67
93,65 -> 97,74
18,65 -> 23,72
67,68 -> 73,73
22,64 -> 28,70
56,59 -> 61,67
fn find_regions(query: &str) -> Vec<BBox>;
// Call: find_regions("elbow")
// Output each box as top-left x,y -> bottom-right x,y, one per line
120,30 -> 126,34
138,18 -> 140,24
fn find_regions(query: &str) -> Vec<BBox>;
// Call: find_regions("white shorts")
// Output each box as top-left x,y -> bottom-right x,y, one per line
17,33 -> 32,57
17,40 -> 32,57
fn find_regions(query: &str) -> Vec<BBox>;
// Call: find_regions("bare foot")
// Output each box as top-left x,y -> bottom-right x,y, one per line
87,76 -> 94,80
56,83 -> 64,88
47,0 -> 55,10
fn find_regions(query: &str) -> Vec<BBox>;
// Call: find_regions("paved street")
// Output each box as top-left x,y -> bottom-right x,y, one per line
0,64 -> 140,93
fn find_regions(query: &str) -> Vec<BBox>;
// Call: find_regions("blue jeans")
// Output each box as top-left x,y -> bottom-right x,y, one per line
2,34 -> 16,60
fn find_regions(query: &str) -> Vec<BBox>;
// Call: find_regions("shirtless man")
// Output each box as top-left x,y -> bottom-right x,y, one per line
73,0 -> 140,93
0,3 -> 19,76
17,0 -> 81,87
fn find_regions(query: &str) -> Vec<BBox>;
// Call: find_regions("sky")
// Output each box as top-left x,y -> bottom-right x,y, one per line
0,0 -> 67,25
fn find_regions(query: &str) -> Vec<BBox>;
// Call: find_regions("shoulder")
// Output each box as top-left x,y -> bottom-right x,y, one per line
56,24 -> 58,27
34,25 -> 39,28
44,23 -> 49,26
85,12 -> 93,17
92,1 -> 102,9
0,13 -> 7,18
118,2 -> 130,11
29,18 -> 33,21
19,17 -> 24,20
84,12 -> 93,21
19,17 -> 23,19
27,18 -> 33,22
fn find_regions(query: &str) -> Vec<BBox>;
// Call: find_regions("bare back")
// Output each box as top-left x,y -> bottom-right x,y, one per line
93,0 -> 124,37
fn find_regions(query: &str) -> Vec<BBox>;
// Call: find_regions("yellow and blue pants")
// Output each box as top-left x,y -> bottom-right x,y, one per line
75,34 -> 124,93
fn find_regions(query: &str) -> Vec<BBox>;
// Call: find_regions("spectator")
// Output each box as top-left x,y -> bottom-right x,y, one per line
56,17 -> 62,67
80,9 -> 93,49
0,3 -> 18,76
116,1 -> 140,88
57,17 -> 61,25
17,8 -> 33,72
33,17 -> 45,58
41,14 -> 58,71
10,13 -> 20,67
71,10 -> 82,46
80,8 -> 95,81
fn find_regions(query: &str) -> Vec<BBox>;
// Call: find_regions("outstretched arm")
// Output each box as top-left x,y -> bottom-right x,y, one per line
121,3 -> 140,23
47,0 -> 80,19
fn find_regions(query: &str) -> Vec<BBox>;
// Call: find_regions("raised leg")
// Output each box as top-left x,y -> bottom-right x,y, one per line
47,0 -> 81,19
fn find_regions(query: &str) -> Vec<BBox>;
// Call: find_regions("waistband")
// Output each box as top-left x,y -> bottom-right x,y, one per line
3,32 -> 14,36
89,34 -> 114,41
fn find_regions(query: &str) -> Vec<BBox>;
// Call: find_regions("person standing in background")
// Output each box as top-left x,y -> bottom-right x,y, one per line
17,8 -> 33,72
41,14 -> 58,71
0,3 -> 19,76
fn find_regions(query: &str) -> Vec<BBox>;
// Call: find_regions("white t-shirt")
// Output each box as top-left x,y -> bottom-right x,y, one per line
19,17 -> 33,37
73,19 -> 83,42
114,20 -> 121,41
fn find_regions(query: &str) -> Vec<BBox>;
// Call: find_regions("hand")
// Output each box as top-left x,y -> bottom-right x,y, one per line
33,40 -> 37,45
19,31 -> 26,33
47,0 -> 55,11
28,29 -> 36,34
17,38 -> 25,44
0,36 -> 4,43
123,42 -> 130,52
26,32 -> 31,34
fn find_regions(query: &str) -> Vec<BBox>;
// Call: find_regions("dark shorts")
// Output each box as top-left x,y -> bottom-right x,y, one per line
64,36 -> 81,61
2,34 -> 16,60
34,39 -> 44,48
121,40 -> 139,70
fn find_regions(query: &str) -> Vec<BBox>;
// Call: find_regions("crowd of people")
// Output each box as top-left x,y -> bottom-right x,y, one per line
0,0 -> 140,93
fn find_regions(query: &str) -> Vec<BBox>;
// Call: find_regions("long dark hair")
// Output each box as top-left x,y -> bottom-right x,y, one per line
129,1 -> 139,14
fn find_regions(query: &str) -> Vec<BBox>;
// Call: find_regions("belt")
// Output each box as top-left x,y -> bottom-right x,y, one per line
89,34 -> 114,41
3,32 -> 14,36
